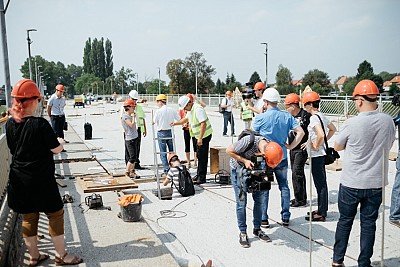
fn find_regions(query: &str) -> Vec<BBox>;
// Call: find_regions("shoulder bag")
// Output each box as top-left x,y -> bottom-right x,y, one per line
315,114 -> 340,165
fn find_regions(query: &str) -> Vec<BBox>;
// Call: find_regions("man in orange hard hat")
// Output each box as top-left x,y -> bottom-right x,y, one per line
332,80 -> 395,267
248,81 -> 266,114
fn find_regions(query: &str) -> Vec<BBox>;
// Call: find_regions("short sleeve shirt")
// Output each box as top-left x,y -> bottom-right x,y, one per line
308,112 -> 331,157
121,113 -> 138,140
47,94 -> 66,115
229,135 -> 266,169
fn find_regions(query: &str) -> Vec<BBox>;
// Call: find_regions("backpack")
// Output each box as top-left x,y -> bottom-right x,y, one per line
171,165 -> 195,197
218,97 -> 227,113
237,129 -> 262,153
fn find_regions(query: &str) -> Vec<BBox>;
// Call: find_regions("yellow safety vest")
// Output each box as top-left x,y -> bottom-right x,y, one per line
191,103 -> 212,139
136,104 -> 145,131
241,102 -> 253,120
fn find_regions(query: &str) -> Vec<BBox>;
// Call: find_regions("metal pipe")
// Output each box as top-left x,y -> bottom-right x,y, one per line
261,42 -> 268,85
0,0 -> 12,108
26,29 -> 37,80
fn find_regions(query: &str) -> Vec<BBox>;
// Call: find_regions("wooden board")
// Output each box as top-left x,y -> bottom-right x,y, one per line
56,179 -> 67,188
210,146 -> 230,174
77,175 -> 138,193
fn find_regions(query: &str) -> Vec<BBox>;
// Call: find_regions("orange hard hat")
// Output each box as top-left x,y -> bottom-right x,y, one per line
254,82 -> 266,91
284,93 -> 300,105
11,79 -> 41,99
226,90 -> 232,96
302,91 -> 320,104
264,141 -> 283,168
353,79 -> 379,97
56,84 -> 65,92
186,93 -> 194,102
168,153 -> 178,163
123,99 -> 135,107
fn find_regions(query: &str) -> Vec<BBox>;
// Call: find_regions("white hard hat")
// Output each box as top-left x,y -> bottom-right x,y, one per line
129,90 -> 139,100
262,88 -> 281,103
178,95 -> 190,109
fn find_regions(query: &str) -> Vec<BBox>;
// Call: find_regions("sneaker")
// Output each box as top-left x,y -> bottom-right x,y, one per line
290,201 -> 307,207
261,220 -> 270,228
239,233 -> 250,248
389,220 -> 400,228
253,229 -> 271,242
231,134 -> 237,137
282,219 -> 289,227
223,134 -> 229,137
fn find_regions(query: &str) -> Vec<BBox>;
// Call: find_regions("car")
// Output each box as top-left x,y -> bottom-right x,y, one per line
328,92 -> 339,97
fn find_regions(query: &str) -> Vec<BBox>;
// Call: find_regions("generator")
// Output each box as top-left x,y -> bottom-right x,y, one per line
85,193 -> 103,209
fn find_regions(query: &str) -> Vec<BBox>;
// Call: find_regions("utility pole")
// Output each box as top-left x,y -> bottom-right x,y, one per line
195,66 -> 198,96
158,67 -> 161,94
0,0 -> 12,108
27,29 -> 37,80
261,42 -> 268,86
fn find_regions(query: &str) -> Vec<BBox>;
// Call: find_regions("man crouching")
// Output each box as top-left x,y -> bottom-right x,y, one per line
226,132 -> 283,248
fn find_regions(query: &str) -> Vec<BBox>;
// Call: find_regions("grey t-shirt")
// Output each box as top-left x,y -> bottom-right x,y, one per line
121,113 -> 138,140
229,135 -> 266,169
335,110 -> 395,189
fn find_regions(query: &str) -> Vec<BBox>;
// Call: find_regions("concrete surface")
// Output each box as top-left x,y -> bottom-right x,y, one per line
24,99 -> 400,267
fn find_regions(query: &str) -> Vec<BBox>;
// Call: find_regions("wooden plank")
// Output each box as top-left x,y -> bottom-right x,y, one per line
77,175 -> 138,193
56,179 -> 67,188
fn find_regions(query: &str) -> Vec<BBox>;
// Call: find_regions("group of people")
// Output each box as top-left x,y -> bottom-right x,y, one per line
226,79 -> 398,267
4,77 -> 400,267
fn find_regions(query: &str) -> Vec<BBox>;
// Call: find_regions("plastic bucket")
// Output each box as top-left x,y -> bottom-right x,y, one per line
120,202 -> 142,222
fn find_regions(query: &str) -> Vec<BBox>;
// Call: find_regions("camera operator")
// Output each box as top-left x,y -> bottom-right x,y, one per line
247,81 -> 267,114
226,134 -> 283,248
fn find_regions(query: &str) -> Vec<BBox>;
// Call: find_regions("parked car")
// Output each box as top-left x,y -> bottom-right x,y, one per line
328,91 -> 339,97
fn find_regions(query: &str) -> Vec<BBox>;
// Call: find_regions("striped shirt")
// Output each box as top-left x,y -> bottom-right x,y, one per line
229,135 -> 266,169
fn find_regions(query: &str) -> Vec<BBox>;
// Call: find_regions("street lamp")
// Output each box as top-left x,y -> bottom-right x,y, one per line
195,66 -> 198,96
261,42 -> 268,85
26,29 -> 37,80
135,73 -> 139,92
158,67 -> 161,94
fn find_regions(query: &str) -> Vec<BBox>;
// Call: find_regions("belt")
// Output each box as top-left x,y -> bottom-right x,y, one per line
158,129 -> 171,132
51,115 -> 65,117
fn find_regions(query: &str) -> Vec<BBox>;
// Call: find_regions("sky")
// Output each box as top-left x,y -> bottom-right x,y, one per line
1,0 -> 400,87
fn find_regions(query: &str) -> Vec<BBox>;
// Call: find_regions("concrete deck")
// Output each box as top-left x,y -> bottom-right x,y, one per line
24,100 -> 400,267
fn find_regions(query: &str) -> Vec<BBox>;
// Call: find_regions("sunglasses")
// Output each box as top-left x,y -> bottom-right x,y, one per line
19,97 -> 40,103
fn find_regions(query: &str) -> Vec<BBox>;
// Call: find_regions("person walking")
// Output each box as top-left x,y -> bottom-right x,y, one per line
153,94 -> 180,177
253,88 -> 304,227
332,80 -> 395,267
226,135 -> 283,247
6,79 -> 83,266
284,93 -> 310,207
121,99 -> 139,178
173,95 -> 213,184
47,84 -> 66,142
220,90 -> 236,137
302,91 -> 337,222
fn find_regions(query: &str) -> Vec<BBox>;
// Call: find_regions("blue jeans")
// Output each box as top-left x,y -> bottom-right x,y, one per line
157,130 -> 174,174
223,111 -> 235,135
333,184 -> 382,267
390,152 -> 400,221
262,159 -> 291,221
231,167 -> 265,233
311,156 -> 328,217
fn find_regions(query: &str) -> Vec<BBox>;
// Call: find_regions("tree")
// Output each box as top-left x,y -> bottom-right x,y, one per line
97,38 -> 106,80
142,79 -> 168,94
83,38 -> 92,74
356,60 -> 373,79
114,67 -> 136,94
248,72 -> 261,87
74,73 -> 102,95
184,52 -> 216,94
275,64 -> 295,94
166,59 -> 190,94
224,72 -> 242,93
389,83 -> 400,96
105,39 -> 113,78
302,69 -> 332,94
342,77 -> 358,96
213,78 -> 226,94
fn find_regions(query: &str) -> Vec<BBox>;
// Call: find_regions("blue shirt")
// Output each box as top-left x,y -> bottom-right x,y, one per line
253,107 -> 299,159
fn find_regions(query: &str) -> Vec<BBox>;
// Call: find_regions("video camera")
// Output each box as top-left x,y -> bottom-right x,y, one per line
241,155 -> 274,193
242,89 -> 255,100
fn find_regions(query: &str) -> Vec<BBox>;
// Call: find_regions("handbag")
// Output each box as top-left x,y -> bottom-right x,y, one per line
315,114 -> 340,165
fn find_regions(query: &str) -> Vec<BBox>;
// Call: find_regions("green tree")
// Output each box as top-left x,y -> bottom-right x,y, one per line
90,38 -> 99,77
248,72 -> 261,87
105,39 -> 113,78
166,59 -> 190,94
213,78 -> 226,94
97,38 -> 106,80
356,60 -> 373,79
342,77 -> 358,96
114,67 -> 136,94
275,64 -> 295,94
142,79 -> 168,94
83,38 -> 92,74
302,69 -> 332,94
389,83 -> 400,96
184,52 -> 216,94
74,73 -> 102,95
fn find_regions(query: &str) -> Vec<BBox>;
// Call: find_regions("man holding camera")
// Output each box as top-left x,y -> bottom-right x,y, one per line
247,81 -> 267,115
226,134 -> 283,247
253,88 -> 304,227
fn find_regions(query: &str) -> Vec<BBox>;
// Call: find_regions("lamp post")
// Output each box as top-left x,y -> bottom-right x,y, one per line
135,73 -> 139,92
261,42 -> 268,85
195,66 -> 198,96
26,29 -> 37,80
158,67 -> 161,94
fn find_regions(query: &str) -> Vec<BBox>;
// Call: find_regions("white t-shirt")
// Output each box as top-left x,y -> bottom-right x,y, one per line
308,112 -> 331,157
254,98 -> 264,111
154,105 -> 180,131
186,104 -> 207,126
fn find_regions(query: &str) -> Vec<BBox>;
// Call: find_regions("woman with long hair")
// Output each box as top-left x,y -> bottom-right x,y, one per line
6,79 -> 82,266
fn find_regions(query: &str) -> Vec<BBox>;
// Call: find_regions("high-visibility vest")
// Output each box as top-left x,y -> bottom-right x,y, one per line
190,103 -> 212,139
136,104 -> 145,131
241,102 -> 253,120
